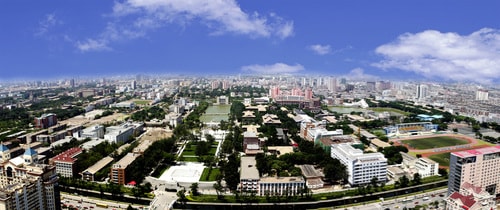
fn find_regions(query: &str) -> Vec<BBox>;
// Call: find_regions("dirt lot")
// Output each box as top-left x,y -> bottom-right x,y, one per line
60,112 -> 129,127
140,127 -> 173,142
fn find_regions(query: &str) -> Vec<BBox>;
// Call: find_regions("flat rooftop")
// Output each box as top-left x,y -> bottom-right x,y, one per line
299,165 -> 324,178
240,156 -> 260,180
452,145 -> 500,158
84,156 -> 114,174
113,153 -> 138,169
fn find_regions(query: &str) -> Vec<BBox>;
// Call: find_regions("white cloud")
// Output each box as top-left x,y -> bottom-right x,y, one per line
373,28 -> 500,84
308,44 -> 331,55
76,39 -> 111,52
36,13 -> 61,36
345,68 -> 379,81
77,0 -> 294,52
241,63 -> 304,74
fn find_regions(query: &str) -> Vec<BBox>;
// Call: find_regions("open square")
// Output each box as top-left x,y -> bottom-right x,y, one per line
158,162 -> 205,183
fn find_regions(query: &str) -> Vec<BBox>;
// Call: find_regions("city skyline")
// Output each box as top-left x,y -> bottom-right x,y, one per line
2,1 -> 500,84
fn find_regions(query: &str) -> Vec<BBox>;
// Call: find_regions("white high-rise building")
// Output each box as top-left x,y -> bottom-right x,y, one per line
476,89 -> 489,101
416,84 -> 428,100
331,143 -> 387,186
327,77 -> 337,93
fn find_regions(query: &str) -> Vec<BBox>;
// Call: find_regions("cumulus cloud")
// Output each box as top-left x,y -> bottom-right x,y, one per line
241,63 -> 305,74
35,13 -> 61,36
308,44 -> 331,55
345,68 -> 379,81
77,0 -> 294,52
76,39 -> 111,52
373,28 -> 500,84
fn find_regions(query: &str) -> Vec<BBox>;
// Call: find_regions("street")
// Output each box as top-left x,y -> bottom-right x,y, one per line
336,188 -> 448,210
61,192 -> 148,210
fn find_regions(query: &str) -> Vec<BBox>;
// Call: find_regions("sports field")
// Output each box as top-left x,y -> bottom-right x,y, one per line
401,136 -> 469,150
428,152 -> 451,167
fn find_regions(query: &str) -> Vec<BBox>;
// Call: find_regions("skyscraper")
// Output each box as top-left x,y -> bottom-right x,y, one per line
476,89 -> 489,101
327,77 -> 337,93
416,84 -> 428,100
448,145 -> 500,196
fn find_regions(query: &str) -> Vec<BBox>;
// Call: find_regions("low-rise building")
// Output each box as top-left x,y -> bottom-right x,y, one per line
259,176 -> 305,196
49,147 -> 82,178
445,182 -> 496,210
299,165 -> 324,189
110,153 -> 139,185
331,143 -> 387,186
240,156 -> 260,193
81,156 -> 114,182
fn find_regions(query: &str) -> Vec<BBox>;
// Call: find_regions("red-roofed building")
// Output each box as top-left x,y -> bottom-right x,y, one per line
446,182 -> 496,210
49,147 -> 82,178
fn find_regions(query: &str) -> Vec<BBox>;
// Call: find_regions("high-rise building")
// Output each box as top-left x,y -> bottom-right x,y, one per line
416,84 -> 428,100
448,145 -> 500,196
0,145 -> 60,210
475,89 -> 489,101
327,77 -> 337,93
331,143 -> 387,186
131,80 -> 137,90
269,86 -> 280,99
304,88 -> 313,100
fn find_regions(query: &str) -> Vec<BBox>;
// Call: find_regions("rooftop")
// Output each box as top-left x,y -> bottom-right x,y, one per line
113,153 -> 138,169
259,176 -> 304,183
51,147 -> 82,163
83,156 -> 114,174
452,145 -> 500,158
240,156 -> 260,180
299,165 -> 324,178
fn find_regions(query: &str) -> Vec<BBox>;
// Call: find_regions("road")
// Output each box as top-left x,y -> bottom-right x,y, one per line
336,188 -> 448,210
62,192 -> 148,210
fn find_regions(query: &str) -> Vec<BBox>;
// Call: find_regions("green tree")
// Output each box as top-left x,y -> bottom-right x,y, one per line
412,173 -> 422,186
190,182 -> 200,196
398,176 -> 410,188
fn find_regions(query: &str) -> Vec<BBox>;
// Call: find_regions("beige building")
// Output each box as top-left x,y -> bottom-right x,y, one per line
446,182 -> 496,210
0,145 -> 59,210
448,145 -> 500,196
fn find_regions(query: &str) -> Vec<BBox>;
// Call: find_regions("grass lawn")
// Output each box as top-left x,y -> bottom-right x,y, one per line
181,156 -> 199,162
402,136 -> 469,150
209,147 -> 217,155
199,168 -> 221,181
182,148 -> 196,156
428,152 -> 451,167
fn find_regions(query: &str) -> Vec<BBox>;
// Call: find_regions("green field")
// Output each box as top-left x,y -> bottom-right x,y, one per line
199,168 -> 221,181
428,152 -> 451,167
402,136 -> 469,150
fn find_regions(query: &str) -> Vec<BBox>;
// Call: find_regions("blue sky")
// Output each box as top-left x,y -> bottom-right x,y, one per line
1,1 -> 500,84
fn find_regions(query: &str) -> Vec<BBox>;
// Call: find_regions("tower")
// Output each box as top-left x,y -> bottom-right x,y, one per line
0,144 -> 10,162
23,147 -> 38,165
